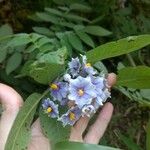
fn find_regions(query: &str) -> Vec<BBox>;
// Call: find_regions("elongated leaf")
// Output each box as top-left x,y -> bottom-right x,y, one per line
70,3 -> 92,12
146,120 -> 150,150
0,24 -> 13,37
6,52 -> 22,74
6,34 -> 31,47
65,13 -> 89,22
36,12 -> 59,24
84,25 -> 112,36
33,27 -> 54,36
116,131 -> 142,150
39,109 -> 70,144
5,93 -> 42,150
86,35 -> 150,63
45,7 -> 63,16
55,141 -> 121,150
117,66 -> 150,89
67,32 -> 83,52
0,47 -> 7,63
76,31 -> 95,48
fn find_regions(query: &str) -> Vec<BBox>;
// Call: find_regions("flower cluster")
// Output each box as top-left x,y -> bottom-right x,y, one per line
42,55 -> 111,126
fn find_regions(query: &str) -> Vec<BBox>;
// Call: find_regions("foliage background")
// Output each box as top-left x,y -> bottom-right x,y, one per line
0,0 -> 150,150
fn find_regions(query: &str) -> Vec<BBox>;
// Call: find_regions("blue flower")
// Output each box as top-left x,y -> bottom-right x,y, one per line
82,104 -> 96,117
58,106 -> 82,126
68,76 -> 96,108
81,55 -> 97,75
68,57 -> 81,77
50,82 -> 68,101
90,76 -> 106,108
42,98 -> 59,118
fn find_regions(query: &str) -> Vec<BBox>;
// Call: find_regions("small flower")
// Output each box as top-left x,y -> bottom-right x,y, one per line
68,57 -> 81,77
90,75 -> 108,108
82,104 -> 96,117
50,82 -> 68,101
42,98 -> 59,118
81,55 -> 97,75
68,76 -> 96,108
58,107 -> 82,126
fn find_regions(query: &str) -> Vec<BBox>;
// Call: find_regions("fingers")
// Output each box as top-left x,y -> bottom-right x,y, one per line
107,73 -> 117,88
84,102 -> 114,144
28,119 -> 50,150
0,83 -> 23,150
69,116 -> 89,142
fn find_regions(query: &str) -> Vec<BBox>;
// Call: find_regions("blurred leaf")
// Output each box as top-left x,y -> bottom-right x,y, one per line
83,25 -> 112,36
55,141 -> 121,150
116,131 -> 142,150
117,66 -> 150,89
86,35 -> 150,63
33,27 -> 54,36
75,31 -> 95,48
146,120 -> 150,150
67,32 -> 83,52
5,93 -> 42,150
0,47 -> 7,63
64,13 -> 89,22
45,7 -> 62,16
0,24 -> 13,37
39,108 -> 70,144
70,3 -> 92,12
140,89 -> 150,99
6,52 -> 22,74
36,12 -> 59,24
7,34 -> 31,48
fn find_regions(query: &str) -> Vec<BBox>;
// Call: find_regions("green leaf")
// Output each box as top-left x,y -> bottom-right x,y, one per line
140,89 -> 150,99
115,131 -> 142,150
117,66 -> 150,89
36,12 -> 59,24
64,13 -> 89,22
5,93 -> 42,150
146,120 -> 150,150
45,7 -> 63,16
86,35 -> 150,63
39,109 -> 70,144
75,31 -> 95,48
55,141 -> 121,150
83,25 -> 112,36
0,24 -> 13,37
67,32 -> 83,52
0,47 -> 7,63
33,27 -> 54,36
28,47 -> 67,84
6,34 -> 31,47
6,52 -> 22,74
70,3 -> 92,12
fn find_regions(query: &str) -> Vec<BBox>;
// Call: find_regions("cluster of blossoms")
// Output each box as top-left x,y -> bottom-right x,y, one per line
42,55 -> 111,127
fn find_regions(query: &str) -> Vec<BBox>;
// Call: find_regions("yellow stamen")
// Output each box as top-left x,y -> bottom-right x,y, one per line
50,83 -> 59,90
47,107 -> 52,113
78,89 -> 84,96
86,63 -> 91,67
69,112 -> 76,121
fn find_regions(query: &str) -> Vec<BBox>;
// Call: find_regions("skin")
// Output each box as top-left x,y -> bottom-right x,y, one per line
0,73 -> 116,150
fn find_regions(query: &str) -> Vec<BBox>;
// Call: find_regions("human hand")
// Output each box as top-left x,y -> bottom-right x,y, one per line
0,73 -> 116,150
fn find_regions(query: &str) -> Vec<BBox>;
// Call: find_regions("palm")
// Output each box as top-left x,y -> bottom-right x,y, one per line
0,73 -> 116,150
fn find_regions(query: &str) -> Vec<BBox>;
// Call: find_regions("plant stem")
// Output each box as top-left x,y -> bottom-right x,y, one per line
126,54 -> 136,67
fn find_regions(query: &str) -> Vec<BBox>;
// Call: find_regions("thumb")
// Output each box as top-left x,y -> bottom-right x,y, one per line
0,83 -> 23,150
